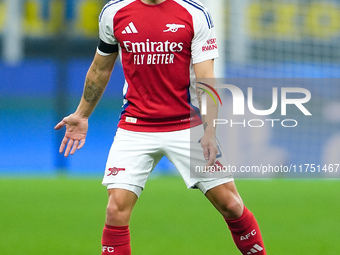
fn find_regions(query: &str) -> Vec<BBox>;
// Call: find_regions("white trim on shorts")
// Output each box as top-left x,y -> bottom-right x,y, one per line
107,183 -> 143,197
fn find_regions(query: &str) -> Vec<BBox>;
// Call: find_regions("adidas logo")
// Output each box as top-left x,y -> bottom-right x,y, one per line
247,244 -> 264,254
122,22 -> 138,34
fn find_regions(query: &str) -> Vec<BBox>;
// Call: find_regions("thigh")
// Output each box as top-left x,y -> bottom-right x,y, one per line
102,128 -> 163,196
164,125 -> 233,191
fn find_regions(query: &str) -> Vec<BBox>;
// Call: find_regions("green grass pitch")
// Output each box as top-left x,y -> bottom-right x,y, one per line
0,176 -> 339,255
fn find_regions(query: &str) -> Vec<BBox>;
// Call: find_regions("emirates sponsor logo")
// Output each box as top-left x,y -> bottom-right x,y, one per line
123,39 -> 184,54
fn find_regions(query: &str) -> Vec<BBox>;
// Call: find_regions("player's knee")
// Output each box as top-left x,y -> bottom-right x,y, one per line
106,199 -> 133,225
206,184 -> 244,219
220,198 -> 244,219
105,188 -> 138,225
106,202 -> 131,225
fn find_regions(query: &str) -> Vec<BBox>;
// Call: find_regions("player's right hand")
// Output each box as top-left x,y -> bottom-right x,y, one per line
54,113 -> 88,157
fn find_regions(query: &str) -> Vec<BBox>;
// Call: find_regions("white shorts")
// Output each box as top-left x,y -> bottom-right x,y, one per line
102,125 -> 233,197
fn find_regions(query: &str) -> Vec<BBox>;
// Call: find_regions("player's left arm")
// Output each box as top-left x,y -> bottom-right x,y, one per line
194,59 -> 218,166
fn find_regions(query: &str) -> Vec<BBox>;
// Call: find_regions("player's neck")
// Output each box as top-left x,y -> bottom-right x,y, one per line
141,0 -> 166,5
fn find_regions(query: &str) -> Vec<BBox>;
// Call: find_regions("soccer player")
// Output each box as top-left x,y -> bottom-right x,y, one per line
55,0 -> 267,254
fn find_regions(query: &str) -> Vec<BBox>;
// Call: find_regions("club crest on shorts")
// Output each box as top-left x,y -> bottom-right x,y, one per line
107,167 -> 126,176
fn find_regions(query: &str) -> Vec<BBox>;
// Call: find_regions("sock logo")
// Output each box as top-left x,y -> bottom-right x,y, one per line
102,246 -> 114,253
240,229 -> 256,240
247,244 -> 264,254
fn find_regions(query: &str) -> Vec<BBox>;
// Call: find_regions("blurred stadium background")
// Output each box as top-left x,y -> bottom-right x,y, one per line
0,0 -> 340,175
0,1 -> 340,254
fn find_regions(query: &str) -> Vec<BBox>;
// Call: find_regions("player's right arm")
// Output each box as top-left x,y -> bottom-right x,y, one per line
75,52 -> 118,118
55,52 -> 118,157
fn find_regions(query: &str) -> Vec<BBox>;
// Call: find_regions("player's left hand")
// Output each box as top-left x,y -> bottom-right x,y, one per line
200,132 -> 218,167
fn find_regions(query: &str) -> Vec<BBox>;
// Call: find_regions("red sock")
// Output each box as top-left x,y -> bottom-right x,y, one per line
225,207 -> 266,255
102,224 -> 131,255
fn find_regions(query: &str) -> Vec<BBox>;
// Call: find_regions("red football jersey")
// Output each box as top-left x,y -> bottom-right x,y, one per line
98,0 -> 218,132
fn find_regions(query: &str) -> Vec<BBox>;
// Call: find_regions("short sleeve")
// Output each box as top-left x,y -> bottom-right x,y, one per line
97,6 -> 119,56
191,10 -> 219,64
